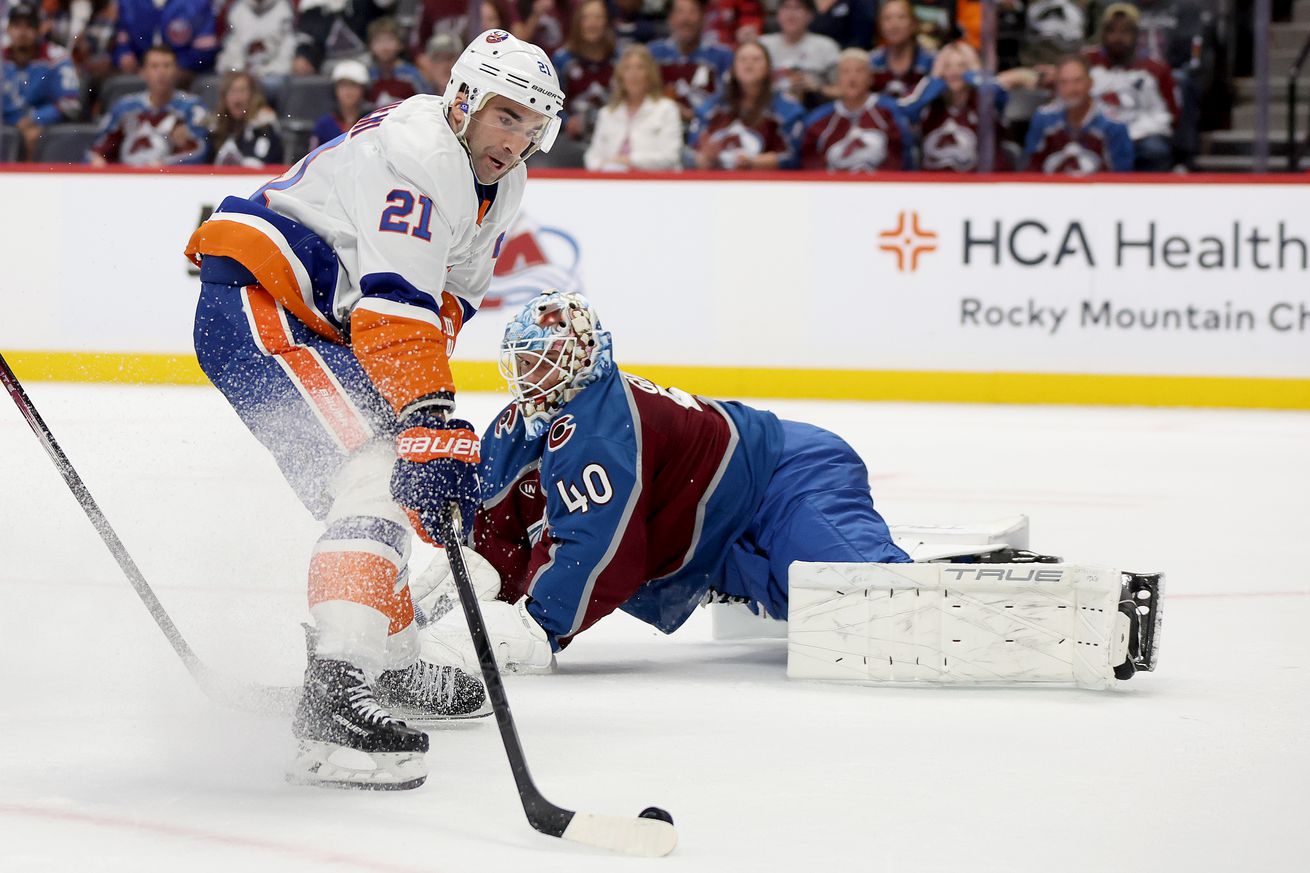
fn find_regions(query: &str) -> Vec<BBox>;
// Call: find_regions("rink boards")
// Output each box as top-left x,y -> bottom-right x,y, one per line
0,167 -> 1306,409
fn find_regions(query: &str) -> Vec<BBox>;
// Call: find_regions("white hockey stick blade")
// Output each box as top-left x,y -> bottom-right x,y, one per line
560,813 -> 678,858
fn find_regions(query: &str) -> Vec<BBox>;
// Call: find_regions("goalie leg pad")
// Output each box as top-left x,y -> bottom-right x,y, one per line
787,561 -> 1163,689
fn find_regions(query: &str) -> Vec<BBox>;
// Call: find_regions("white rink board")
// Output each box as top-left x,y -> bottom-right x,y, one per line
0,171 -> 1308,378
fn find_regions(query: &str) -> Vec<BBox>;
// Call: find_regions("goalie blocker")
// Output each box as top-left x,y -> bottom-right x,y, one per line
787,560 -> 1163,690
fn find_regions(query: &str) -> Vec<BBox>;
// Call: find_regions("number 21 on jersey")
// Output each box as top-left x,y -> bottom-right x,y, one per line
379,189 -> 435,241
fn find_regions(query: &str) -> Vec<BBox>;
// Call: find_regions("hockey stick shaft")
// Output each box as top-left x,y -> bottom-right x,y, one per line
439,506 -> 677,857
0,353 -> 201,669
0,354 -> 298,715
437,508 -> 574,835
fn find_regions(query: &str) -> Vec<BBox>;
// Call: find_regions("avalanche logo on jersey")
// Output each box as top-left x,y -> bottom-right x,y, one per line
1094,78 -> 1147,121
486,30 -> 511,43
494,404 -> 519,438
125,112 -> 193,163
485,215 -> 584,310
546,415 -> 576,452
710,120 -> 765,169
1042,142 -> 1102,176
1026,0 -> 1085,43
922,118 -> 978,172
828,127 -> 889,172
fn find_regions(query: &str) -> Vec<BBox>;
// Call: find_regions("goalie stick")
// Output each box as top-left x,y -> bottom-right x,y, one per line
0,352 -> 298,717
438,507 -> 678,858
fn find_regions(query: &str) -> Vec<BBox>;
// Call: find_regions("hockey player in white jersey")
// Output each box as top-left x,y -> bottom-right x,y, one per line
185,29 -> 565,790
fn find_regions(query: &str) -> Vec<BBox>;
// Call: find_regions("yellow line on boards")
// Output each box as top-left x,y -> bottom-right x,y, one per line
3,351 -> 1307,411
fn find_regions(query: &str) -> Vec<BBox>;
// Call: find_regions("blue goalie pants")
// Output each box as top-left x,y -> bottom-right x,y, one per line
718,420 -> 910,620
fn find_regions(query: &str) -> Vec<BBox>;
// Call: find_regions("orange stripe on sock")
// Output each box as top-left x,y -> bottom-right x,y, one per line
308,551 -> 414,636
186,219 -> 342,342
245,287 -> 370,452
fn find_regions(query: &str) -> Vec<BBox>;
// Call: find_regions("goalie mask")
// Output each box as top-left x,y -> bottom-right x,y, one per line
499,291 -> 613,437
443,30 -> 565,161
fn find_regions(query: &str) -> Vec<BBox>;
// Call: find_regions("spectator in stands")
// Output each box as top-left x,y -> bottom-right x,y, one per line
584,43 -> 683,170
367,17 -> 428,104
412,0 -> 507,54
1086,3 -> 1177,171
1020,0 -> 1090,66
514,0 -> 570,58
89,44 -> 207,165
4,3 -> 82,159
912,41 -> 1027,172
1090,0 -> 1210,168
759,0 -> 840,110
112,0 -> 218,77
311,57 -> 370,148
1090,0 -> 1206,69
611,0 -> 667,45
44,0 -> 117,87
691,40 -> 803,169
1023,54 -> 1132,173
703,0 -> 764,47
799,47 -> 912,171
417,32 -> 461,94
553,0 -> 619,142
215,0 -> 296,89
293,0 -> 390,75
869,0 -> 934,100
905,0 -> 955,49
650,0 -> 733,123
207,70 -> 284,166
809,0 -> 876,49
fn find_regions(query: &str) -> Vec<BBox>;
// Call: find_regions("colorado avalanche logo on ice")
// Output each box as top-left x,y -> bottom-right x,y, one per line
485,215 -> 584,310
546,415 -> 576,451
486,30 -> 511,43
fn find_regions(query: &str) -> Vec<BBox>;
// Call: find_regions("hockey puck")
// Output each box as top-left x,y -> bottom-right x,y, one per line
639,806 -> 674,826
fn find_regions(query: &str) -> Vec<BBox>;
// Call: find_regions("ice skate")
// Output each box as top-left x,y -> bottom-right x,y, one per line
287,657 -> 429,791
376,656 -> 490,722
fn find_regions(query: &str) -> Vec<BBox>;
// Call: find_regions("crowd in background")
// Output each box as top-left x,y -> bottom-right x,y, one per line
0,0 -> 1228,173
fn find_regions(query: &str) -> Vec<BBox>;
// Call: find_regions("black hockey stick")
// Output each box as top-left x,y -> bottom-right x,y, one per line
0,352 -> 298,716
438,506 -> 678,857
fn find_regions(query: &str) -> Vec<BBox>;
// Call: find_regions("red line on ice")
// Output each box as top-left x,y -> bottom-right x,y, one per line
0,802 -> 430,872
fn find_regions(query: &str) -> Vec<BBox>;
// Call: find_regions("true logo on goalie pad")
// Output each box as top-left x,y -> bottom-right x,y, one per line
943,568 -> 1065,583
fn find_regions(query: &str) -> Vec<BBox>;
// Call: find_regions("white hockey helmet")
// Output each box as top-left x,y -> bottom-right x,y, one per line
442,29 -> 565,158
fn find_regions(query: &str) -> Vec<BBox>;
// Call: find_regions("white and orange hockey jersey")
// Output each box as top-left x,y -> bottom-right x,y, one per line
185,95 -> 525,417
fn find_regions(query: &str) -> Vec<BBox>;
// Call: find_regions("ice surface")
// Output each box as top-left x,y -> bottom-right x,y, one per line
1,384 -> 1307,872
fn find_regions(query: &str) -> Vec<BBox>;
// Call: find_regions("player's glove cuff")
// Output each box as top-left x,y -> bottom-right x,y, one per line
391,415 -> 482,545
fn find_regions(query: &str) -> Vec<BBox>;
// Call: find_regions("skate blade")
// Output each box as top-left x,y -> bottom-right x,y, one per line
285,741 -> 428,791
390,698 -> 493,725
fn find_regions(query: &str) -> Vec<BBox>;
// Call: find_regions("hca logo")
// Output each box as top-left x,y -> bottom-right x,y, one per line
878,210 -> 938,272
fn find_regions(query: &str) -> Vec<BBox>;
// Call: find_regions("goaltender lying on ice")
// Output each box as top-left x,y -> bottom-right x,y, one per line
410,291 -> 1163,690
